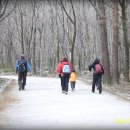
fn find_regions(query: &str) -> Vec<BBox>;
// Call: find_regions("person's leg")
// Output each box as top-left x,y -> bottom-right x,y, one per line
61,76 -> 63,91
62,76 -> 66,92
70,81 -> 73,89
70,81 -> 74,91
92,75 -> 98,93
18,73 -> 22,90
59,74 -> 63,90
98,76 -> 102,94
22,73 -> 27,90
65,76 -> 69,94
96,80 -> 98,89
73,82 -> 76,88
72,82 -> 75,91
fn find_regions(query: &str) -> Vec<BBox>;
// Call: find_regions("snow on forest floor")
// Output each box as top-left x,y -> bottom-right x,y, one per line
0,75 -> 130,130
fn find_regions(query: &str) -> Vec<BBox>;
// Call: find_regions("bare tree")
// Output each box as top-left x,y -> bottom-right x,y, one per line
111,0 -> 119,84
57,0 -> 76,68
0,0 -> 17,70
0,0 -> 17,22
119,0 -> 129,81
97,0 -> 111,84
1,0 -> 130,83
31,0 -> 37,74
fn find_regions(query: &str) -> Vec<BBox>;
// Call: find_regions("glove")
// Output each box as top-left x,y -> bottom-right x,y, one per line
59,74 -> 61,78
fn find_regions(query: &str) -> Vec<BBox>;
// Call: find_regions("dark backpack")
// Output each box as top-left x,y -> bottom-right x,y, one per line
95,64 -> 102,74
18,61 -> 26,73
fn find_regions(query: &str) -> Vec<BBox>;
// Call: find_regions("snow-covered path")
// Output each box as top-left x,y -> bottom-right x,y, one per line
0,75 -> 130,130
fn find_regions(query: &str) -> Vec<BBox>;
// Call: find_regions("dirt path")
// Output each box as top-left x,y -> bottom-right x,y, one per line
0,79 -> 18,111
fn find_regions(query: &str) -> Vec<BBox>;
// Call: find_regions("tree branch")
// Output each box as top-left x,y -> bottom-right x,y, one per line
0,0 -> 17,22
58,0 -> 74,25
118,0 -> 123,7
0,0 -> 9,18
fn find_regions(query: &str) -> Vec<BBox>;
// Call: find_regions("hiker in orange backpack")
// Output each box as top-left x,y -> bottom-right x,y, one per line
89,58 -> 104,94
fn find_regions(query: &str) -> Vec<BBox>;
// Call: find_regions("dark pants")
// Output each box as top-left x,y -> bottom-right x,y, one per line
59,74 -> 63,90
62,75 -> 70,92
92,74 -> 102,94
18,72 -> 27,90
70,81 -> 76,90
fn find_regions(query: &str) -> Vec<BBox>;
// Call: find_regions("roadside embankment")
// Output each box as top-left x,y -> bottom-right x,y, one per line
0,78 -> 17,111
0,78 -> 12,94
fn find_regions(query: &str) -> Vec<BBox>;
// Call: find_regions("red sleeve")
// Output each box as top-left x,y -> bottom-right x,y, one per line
56,63 -> 62,74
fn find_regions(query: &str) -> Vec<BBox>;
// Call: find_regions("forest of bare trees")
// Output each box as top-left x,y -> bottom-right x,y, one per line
0,0 -> 130,85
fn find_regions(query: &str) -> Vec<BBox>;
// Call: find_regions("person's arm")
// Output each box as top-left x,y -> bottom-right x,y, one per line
15,61 -> 18,73
88,64 -> 93,71
56,64 -> 60,74
89,63 -> 95,72
27,63 -> 31,73
57,64 -> 62,74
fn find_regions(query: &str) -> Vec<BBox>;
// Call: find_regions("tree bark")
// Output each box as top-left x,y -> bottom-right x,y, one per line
97,0 -> 111,84
111,0 -> 119,84
20,12 -> 24,54
122,0 -> 129,81
58,0 -> 76,68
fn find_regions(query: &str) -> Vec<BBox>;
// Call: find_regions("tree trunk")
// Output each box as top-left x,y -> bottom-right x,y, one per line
70,0 -> 76,69
111,0 -> 119,84
122,0 -> 129,81
32,27 -> 36,74
58,0 -> 76,68
20,12 -> 24,54
97,0 -> 111,84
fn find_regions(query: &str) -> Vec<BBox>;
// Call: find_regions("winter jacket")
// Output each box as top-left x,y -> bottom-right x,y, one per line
56,63 -> 62,74
69,72 -> 76,82
16,59 -> 31,73
89,62 -> 104,76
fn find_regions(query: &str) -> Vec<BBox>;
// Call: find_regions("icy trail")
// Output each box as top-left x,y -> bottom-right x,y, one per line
0,75 -> 130,130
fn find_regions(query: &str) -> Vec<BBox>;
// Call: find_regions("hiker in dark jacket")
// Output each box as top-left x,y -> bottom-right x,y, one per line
16,54 -> 31,91
89,58 -> 104,94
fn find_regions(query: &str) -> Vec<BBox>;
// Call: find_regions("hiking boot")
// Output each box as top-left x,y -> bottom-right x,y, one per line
92,90 -> 95,93
62,90 -> 65,93
18,82 -> 22,91
65,91 -> 68,94
99,91 -> 102,94
19,85 -> 22,91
